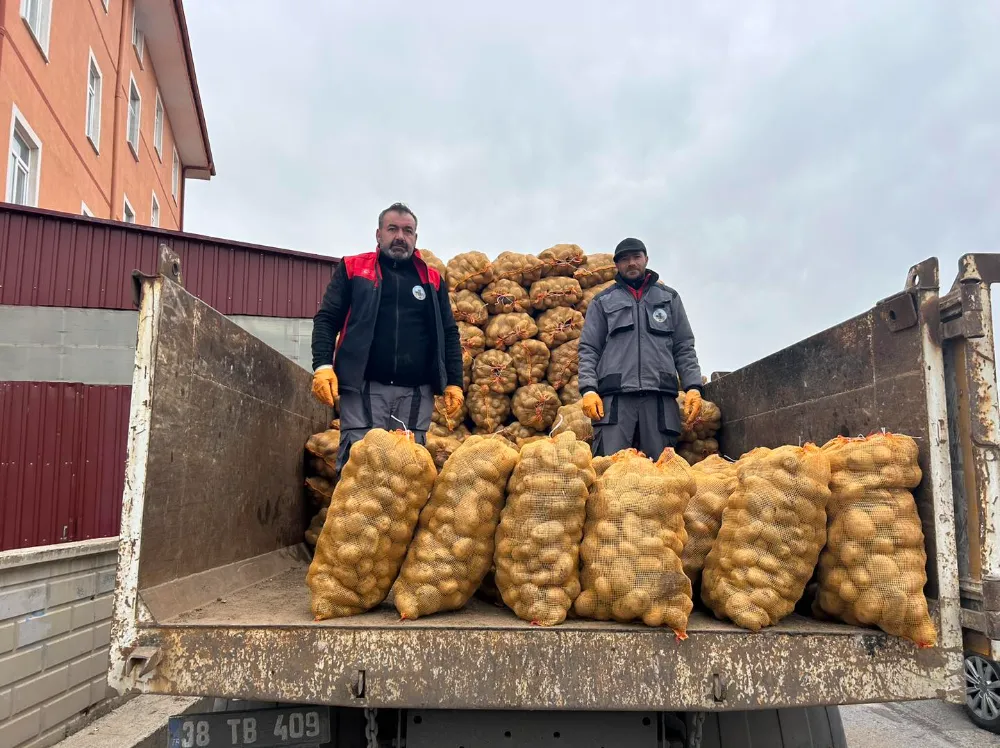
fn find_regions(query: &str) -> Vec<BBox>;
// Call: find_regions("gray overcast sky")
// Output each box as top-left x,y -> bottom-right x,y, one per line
181,1 -> 1000,373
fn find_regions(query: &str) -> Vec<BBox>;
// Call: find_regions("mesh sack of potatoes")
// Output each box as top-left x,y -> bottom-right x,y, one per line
678,392 -> 723,442
537,307 -> 585,348
304,506 -> 327,549
307,429 -> 437,619
425,433 -> 463,470
307,455 -> 338,480
466,383 -> 512,432
549,402 -> 593,445
701,444 -> 831,631
495,431 -> 596,624
432,395 -> 467,431
450,290 -> 489,326
529,277 -> 584,311
459,322 -> 487,361
481,279 -> 532,315
447,251 -> 494,292
502,421 -> 542,449
682,455 -> 738,585
593,455 -> 614,479
538,243 -> 586,278
559,375 -> 581,405
573,253 -> 616,289
509,339 -> 550,386
330,418 -> 341,430
429,422 -> 471,441
306,429 -> 341,472
484,313 -> 538,351
546,339 -> 579,390
472,349 -> 518,395
813,433 -> 935,646
491,251 -> 544,286
575,449 -> 694,634
305,476 -> 337,507
394,436 -> 520,619
678,439 -> 720,466
577,280 -> 615,315
512,383 -> 561,431
417,249 -> 448,282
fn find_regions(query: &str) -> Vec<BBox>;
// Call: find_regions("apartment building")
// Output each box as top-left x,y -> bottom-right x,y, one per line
0,0 -> 214,229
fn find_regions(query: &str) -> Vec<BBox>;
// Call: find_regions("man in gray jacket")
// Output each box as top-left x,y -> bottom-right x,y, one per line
578,238 -> 704,458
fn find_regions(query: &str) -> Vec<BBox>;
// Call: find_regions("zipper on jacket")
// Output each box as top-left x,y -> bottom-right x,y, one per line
392,260 -> 400,384
634,295 -> 643,390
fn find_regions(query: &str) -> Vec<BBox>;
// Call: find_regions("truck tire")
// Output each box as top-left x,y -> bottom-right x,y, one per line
687,706 -> 847,747
965,651 -> 1000,734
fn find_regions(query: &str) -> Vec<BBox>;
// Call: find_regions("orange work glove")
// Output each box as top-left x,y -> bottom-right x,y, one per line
443,385 -> 465,418
311,367 -> 338,407
581,391 -> 604,421
682,389 -> 702,429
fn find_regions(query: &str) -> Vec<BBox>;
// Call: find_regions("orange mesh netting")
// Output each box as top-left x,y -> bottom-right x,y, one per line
394,436 -> 520,619
574,253 -> 616,289
458,322 -> 486,360
681,455 -> 738,585
447,251 -> 494,292
549,401 -> 593,445
701,445 -> 831,631
450,290 -> 488,326
466,384 -> 511,432
472,349 -> 518,395
494,431 -> 595,624
529,277 -> 584,311
307,429 -> 437,619
491,251 -> 544,286
305,475 -> 336,507
538,244 -> 586,278
509,339 -> 550,386
432,395 -> 467,431
577,280 -> 615,316
305,429 -> 340,472
512,383 -> 561,431
484,313 -> 538,351
537,307 -> 584,348
481,279 -> 532,315
546,339 -> 579,390
814,433 -> 935,647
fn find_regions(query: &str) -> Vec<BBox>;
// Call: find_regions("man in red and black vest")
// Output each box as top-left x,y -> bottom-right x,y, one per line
310,203 -> 465,469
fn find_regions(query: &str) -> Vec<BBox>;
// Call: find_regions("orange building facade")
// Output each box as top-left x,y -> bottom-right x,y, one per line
0,0 -> 213,229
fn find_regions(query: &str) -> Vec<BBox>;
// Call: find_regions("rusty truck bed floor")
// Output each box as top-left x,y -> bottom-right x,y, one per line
162,565 -> 872,636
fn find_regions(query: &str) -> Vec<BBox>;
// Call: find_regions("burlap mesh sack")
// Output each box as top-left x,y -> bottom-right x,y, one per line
306,429 -> 340,471
481,279 -> 532,315
559,376 -> 581,405
573,253 -> 616,289
305,476 -> 336,507
426,433 -> 463,470
679,439 -> 720,466
472,424 -> 506,436
529,277 -> 584,311
679,393 -> 723,442
492,251 -> 544,286
814,433 -> 935,646
305,506 -> 327,548
701,444 -> 831,631
432,395 -> 467,431
682,455 -> 738,585
575,449 -> 694,634
502,421 -> 542,449
466,384 -> 511,432
512,383 -> 561,431
484,313 -> 538,351
308,455 -> 337,480
307,429 -> 437,619
447,251 -> 494,292
593,455 -> 614,479
578,280 -> 615,315
549,402 -> 593,445
538,243 -> 586,277
417,249 -> 448,282
450,290 -> 489,326
495,431 -> 596,624
429,422 -> 471,441
546,340 -> 579,390
459,322 -> 486,362
472,349 -> 518,395
537,307 -> 585,348
330,418 -> 341,430
395,436 -> 520,619
509,339 -> 550,386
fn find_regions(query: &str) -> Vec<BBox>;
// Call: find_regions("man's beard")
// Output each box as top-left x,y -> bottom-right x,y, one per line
382,242 -> 413,260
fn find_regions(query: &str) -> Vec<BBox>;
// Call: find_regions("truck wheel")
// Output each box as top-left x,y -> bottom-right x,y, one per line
686,706 -> 847,747
965,651 -> 1000,734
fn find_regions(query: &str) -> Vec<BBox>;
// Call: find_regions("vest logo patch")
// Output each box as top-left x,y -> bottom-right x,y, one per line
412,285 -> 427,301
652,308 -> 668,323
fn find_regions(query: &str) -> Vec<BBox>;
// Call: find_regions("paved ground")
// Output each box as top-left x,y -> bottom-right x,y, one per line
842,699 -> 999,748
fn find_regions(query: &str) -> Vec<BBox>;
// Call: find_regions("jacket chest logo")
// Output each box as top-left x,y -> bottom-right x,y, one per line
412,285 -> 427,301
652,308 -> 668,323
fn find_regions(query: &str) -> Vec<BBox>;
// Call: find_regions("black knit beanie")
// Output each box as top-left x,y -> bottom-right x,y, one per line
613,238 -> 647,261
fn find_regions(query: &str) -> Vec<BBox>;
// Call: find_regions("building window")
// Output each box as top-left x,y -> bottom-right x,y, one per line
123,195 -> 136,223
21,0 -> 52,59
81,202 -> 94,216
127,76 -> 141,156
131,5 -> 144,65
153,92 -> 163,159
7,108 -> 42,207
86,52 -> 103,152
150,192 -> 160,227
172,147 -> 180,200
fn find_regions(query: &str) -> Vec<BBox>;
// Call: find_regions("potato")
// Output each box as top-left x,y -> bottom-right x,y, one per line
491,251 -> 544,286
305,475 -> 337,507
472,349 -> 518,395
481,278 -> 532,315
538,243 -> 586,277
425,434 -> 462,470
577,280 -> 615,315
495,432 -> 595,624
559,375 -> 581,405
447,251 -> 494,292
305,429 -> 340,468
501,421 -> 542,449
814,433 -> 935,646
682,455 -> 738,584
395,436 -> 519,619
512,384 -> 561,431
574,253 -> 616,289
307,429 -> 437,619
484,313 -> 538,351
450,290 -> 488,326
466,384 -> 511,432
459,322 -> 486,362
304,506 -> 327,548
529,277 -> 584,311
510,339 -> 551,386
536,307 -> 585,348
550,402 -> 593,445
546,340 -> 579,391
428,422 -> 471,441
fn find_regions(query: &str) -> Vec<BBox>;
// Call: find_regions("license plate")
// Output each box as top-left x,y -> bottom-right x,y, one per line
167,706 -> 331,747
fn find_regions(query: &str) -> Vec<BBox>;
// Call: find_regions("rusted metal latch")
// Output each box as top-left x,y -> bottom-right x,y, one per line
938,253 -> 1000,340
124,645 -> 161,679
131,243 -> 183,307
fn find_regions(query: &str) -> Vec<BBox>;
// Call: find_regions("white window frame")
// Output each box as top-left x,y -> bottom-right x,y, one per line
150,191 -> 160,227
81,202 -> 94,216
7,105 -> 43,207
171,147 -> 179,200
131,5 -> 144,66
123,194 -> 136,224
153,90 -> 163,159
20,0 -> 52,60
126,75 -> 141,158
85,50 -> 103,153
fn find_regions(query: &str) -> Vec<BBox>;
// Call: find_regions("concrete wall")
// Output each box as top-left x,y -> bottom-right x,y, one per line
0,539 -> 120,748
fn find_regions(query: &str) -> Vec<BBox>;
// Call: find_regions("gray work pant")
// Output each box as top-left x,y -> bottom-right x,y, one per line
592,392 -> 681,460
336,382 -> 435,471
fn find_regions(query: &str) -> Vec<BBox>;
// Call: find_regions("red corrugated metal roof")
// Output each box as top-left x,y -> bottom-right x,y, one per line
0,204 -> 338,317
0,382 -> 130,550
